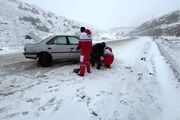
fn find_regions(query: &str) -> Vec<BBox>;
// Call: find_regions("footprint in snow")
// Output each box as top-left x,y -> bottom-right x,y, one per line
36,74 -> 47,79
137,73 -> 143,81
0,106 -> 10,114
26,98 -> 41,106
2,113 -> 20,119
48,84 -> 59,89
1,111 -> 29,119
125,66 -> 133,72
38,97 -> 56,111
53,100 -> 63,112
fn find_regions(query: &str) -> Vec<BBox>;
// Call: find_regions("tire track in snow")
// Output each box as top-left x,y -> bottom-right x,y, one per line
91,38 -> 162,120
151,41 -> 180,120
156,42 -> 180,82
91,37 -> 179,120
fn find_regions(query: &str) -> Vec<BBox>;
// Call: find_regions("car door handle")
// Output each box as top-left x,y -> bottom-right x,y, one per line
48,47 -> 51,50
70,47 -> 74,50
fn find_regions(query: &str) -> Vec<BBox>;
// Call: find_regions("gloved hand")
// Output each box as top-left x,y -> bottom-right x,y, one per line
100,56 -> 104,61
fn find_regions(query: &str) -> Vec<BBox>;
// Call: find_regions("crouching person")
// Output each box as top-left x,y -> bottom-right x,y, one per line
101,47 -> 114,68
90,42 -> 106,69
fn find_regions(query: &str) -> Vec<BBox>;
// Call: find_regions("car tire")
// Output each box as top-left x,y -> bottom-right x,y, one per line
38,52 -> 52,67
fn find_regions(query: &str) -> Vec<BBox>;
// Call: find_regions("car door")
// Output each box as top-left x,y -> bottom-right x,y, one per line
47,36 -> 71,60
67,36 -> 80,59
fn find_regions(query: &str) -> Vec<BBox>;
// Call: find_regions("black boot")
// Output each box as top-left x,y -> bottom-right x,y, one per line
97,65 -> 101,70
77,73 -> 84,77
91,63 -> 95,67
97,62 -> 102,70
73,68 -> 80,73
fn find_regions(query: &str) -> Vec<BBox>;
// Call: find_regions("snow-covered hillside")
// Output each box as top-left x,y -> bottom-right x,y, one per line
130,10 -> 180,36
0,37 -> 180,120
0,0 -> 97,48
94,31 -> 126,41
110,27 -> 135,35
94,27 -> 135,41
0,0 -> 127,54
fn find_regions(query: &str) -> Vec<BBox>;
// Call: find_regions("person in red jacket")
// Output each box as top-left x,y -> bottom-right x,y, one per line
101,46 -> 114,68
76,27 -> 92,76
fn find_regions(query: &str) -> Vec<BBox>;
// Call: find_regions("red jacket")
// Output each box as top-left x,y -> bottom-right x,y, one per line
78,30 -> 92,54
102,48 -> 114,65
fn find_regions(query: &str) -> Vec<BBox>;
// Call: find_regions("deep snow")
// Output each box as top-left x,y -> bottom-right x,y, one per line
0,37 -> 180,120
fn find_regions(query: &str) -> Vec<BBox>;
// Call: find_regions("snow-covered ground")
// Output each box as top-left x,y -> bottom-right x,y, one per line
0,37 -> 180,120
0,46 -> 24,55
155,37 -> 180,81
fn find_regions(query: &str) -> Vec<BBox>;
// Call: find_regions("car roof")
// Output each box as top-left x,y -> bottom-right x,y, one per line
45,35 -> 78,39
54,35 -> 78,37
42,35 -> 79,43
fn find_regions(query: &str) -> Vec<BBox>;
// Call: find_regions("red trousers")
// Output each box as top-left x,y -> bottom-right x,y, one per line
80,51 -> 91,75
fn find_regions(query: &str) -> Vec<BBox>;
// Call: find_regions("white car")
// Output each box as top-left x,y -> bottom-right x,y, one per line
23,35 -> 80,67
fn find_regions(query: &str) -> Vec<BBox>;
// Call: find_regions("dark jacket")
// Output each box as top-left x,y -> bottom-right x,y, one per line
91,43 -> 106,59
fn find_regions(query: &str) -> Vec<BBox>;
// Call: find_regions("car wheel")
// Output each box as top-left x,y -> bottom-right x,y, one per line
38,52 -> 52,67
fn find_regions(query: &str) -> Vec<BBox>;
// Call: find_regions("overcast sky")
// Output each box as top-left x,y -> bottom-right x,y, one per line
23,0 -> 180,30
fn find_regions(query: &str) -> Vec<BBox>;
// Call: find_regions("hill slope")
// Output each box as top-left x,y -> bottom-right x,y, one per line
0,0 -> 91,47
130,10 -> 180,36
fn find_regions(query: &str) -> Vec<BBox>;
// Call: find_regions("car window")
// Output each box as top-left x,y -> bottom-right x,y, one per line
47,36 -> 67,45
68,37 -> 79,45
53,36 -> 67,45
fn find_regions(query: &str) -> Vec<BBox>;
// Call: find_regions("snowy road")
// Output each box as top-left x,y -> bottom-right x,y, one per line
0,37 -> 179,120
